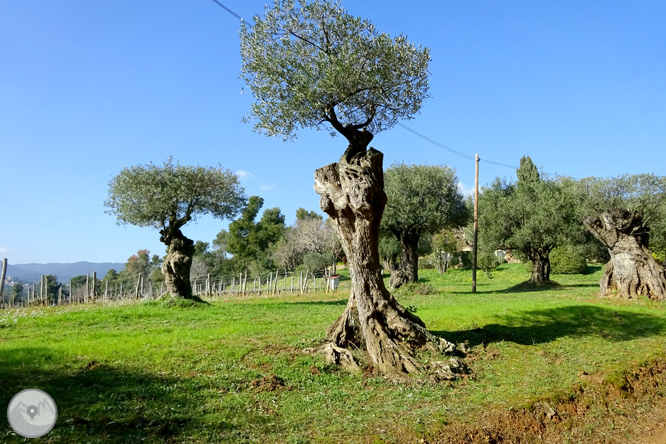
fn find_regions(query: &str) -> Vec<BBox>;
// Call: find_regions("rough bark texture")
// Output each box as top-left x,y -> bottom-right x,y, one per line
314,144 -> 456,375
160,225 -> 195,299
389,231 -> 420,289
527,247 -> 552,284
584,210 -> 666,300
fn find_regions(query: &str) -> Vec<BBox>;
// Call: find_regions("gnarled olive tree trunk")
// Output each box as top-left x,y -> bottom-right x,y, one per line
160,224 -> 195,299
314,145 -> 457,376
584,210 -> 666,300
388,231 -> 420,289
526,247 -> 552,284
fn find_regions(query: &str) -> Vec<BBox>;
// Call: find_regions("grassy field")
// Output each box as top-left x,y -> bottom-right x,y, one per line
2,264 -> 666,443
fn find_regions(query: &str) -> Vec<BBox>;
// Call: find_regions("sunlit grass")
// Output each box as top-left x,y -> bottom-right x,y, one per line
2,264 -> 666,443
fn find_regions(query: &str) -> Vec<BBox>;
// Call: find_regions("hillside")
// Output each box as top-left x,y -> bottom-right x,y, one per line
6,262 -> 125,283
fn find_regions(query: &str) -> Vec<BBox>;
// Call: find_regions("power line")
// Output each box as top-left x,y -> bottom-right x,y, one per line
396,123 -> 520,170
396,122 -> 476,161
211,0 -> 249,24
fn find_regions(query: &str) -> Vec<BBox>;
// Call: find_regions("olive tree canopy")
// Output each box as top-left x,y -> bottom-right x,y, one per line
105,158 -> 245,231
240,0 -> 431,146
105,158 -> 246,299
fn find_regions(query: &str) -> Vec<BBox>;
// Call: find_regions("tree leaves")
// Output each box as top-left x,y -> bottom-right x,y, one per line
104,158 -> 246,231
239,0 -> 431,142
382,162 -> 469,237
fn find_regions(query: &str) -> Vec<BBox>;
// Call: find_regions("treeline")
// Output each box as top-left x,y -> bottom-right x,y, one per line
4,159 -> 666,306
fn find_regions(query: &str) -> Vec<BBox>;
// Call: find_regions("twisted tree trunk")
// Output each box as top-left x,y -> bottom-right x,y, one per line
160,224 -> 195,299
389,231 -> 420,289
584,210 -> 666,300
526,247 -> 552,284
314,144 -> 458,376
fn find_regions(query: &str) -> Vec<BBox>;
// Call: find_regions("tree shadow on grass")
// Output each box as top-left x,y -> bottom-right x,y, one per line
447,280 -> 598,295
283,298 -> 349,307
0,348 -> 264,444
432,305 -> 666,347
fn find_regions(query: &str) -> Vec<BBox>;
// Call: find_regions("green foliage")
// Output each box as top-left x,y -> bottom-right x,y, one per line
478,252 -> 499,278
295,208 -> 322,221
459,251 -> 473,269
550,246 -> 588,274
303,252 -> 334,272
239,0 -> 431,141
382,163 -> 469,237
574,174 -> 666,255
105,158 -> 245,230
10,283 -> 23,303
479,156 -> 584,265
395,282 -> 435,295
226,196 -> 286,273
378,232 -> 401,265
418,255 -> 437,270
516,155 -> 540,185
524,246 -> 588,275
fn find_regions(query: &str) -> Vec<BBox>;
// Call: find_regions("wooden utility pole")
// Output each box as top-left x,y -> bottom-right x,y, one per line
0,258 -> 7,304
472,153 -> 480,293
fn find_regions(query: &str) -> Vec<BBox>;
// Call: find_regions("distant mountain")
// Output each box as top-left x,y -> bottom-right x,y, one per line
7,262 -> 125,284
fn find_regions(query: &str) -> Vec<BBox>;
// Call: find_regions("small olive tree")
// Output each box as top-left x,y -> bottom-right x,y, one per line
240,0 -> 459,376
382,163 -> 469,288
105,159 -> 246,299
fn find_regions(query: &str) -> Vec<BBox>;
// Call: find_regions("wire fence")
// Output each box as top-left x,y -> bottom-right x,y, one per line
0,269 -> 345,309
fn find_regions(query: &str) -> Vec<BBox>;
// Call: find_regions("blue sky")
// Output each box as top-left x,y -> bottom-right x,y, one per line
1,0 -> 665,265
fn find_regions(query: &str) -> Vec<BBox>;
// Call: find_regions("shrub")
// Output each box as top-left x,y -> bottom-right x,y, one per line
398,282 -> 435,295
418,254 -> 437,270
478,252 -> 499,278
303,252 -> 334,273
551,246 -> 588,274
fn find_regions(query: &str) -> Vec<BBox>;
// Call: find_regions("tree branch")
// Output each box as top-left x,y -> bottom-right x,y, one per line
287,29 -> 326,52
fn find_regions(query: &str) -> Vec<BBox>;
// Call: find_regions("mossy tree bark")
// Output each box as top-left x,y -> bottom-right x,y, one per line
584,210 -> 666,300
160,219 -> 195,299
314,139 -> 456,375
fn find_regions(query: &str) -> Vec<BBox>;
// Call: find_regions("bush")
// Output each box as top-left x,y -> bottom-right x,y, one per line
397,282 -> 435,295
303,252 -> 334,273
418,254 -> 437,270
523,246 -> 588,275
478,252 -> 499,277
551,246 -> 588,274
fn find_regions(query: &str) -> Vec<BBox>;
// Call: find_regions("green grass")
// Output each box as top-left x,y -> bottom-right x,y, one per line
2,263 -> 666,443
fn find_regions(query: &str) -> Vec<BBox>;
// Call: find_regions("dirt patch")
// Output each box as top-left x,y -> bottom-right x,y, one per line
85,360 -> 102,370
426,360 -> 666,444
248,374 -> 288,392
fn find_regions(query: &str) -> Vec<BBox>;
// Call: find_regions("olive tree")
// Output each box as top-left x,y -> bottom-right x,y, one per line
105,159 -> 245,299
240,0 -> 460,376
479,156 -> 583,284
382,163 -> 469,288
578,174 -> 666,300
